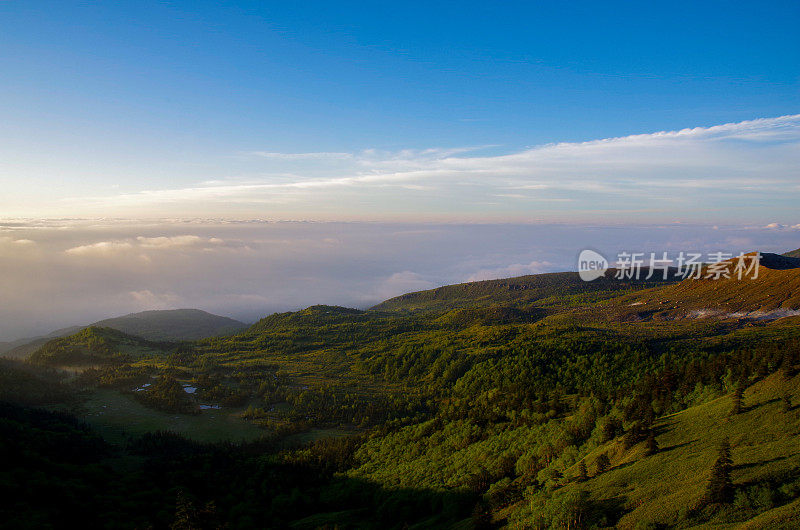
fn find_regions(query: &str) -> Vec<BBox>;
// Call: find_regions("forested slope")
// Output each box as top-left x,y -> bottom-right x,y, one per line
5,250 -> 800,527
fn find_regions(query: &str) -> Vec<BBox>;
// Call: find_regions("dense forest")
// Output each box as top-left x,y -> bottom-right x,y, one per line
3,255 -> 800,528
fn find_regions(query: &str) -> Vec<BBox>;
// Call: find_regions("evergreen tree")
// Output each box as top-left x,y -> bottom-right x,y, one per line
600,417 -> 621,442
471,498 -> 492,529
782,394 -> 792,413
730,384 -> 744,415
644,430 -> 659,456
467,466 -> 492,494
623,422 -> 646,449
171,490 -> 198,530
705,439 -> 734,503
577,460 -> 588,482
595,453 -> 610,475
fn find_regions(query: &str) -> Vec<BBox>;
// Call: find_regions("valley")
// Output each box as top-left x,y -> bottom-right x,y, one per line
2,249 -> 800,528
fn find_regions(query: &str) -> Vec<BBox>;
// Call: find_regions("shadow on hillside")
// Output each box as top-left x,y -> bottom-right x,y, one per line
652,422 -> 673,434
2,401 -> 478,530
660,440 -> 696,453
590,495 -> 629,528
608,460 -> 637,473
284,478 -> 476,529
740,395 -> 792,413
734,454 -> 793,471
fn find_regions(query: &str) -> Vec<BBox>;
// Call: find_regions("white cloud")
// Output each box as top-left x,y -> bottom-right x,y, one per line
764,223 -> 800,231
367,271 -> 435,301
136,235 -> 206,248
129,290 -> 181,309
248,151 -> 353,160
65,235 -> 236,256
65,241 -> 134,256
4,219 -> 800,341
0,236 -> 38,257
0,236 -> 35,246
54,114 -> 800,222
465,261 -> 553,282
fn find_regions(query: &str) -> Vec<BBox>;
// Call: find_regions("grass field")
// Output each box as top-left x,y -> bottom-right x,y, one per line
553,371 -> 800,528
71,388 -> 267,443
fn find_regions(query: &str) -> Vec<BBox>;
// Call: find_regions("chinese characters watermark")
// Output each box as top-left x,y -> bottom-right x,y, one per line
578,250 -> 761,282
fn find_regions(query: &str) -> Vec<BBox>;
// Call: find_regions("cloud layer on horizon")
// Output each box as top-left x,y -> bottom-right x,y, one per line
1,218 -> 799,342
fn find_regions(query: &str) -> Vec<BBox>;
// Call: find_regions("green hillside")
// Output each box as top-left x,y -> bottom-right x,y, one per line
343,369 -> 800,528
0,326 -> 83,358
28,326 -> 168,366
245,305 -> 368,334
572,371 -> 800,528
4,258 -> 800,528
2,309 -> 244,360
784,247 -> 800,259
372,270 -> 677,313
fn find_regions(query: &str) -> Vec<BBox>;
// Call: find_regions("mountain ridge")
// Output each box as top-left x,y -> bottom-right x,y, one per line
92,308 -> 246,341
1,308 -> 245,359
28,326 -> 167,366
621,250 -> 800,320
370,270 -> 678,313
5,246 -> 800,528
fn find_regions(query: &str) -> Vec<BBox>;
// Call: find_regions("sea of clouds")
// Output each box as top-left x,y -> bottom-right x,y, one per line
1,218 -> 799,341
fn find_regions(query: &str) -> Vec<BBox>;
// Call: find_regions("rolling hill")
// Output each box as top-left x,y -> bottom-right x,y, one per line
621,252 -> 800,320
371,270 -> 678,313
2,309 -> 245,360
785,247 -> 800,259
92,308 -> 246,341
28,326 -> 169,366
4,247 -> 800,528
0,325 -> 84,359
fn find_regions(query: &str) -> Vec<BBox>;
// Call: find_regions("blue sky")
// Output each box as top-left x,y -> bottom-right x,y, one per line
1,3 -> 800,338
1,1 -> 798,221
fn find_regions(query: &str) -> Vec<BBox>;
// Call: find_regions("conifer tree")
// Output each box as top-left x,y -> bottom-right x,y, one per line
171,490 -> 198,530
595,453 -> 610,475
577,460 -> 588,482
471,498 -> 492,529
730,384 -> 744,415
782,394 -> 792,413
705,439 -> 734,503
644,430 -> 659,456
623,422 -> 646,449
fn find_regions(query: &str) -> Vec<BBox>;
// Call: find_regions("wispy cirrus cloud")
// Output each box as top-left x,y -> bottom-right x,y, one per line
247,151 -> 353,160
50,114 -> 800,223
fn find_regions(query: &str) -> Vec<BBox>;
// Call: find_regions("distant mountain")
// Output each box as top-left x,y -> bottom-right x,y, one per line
623,252 -> 800,319
7,247 -> 800,528
246,305 -> 366,335
784,247 -> 800,259
92,309 -> 246,342
0,326 -> 84,359
29,326 -> 167,366
371,270 -> 677,313
1,309 -> 245,360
